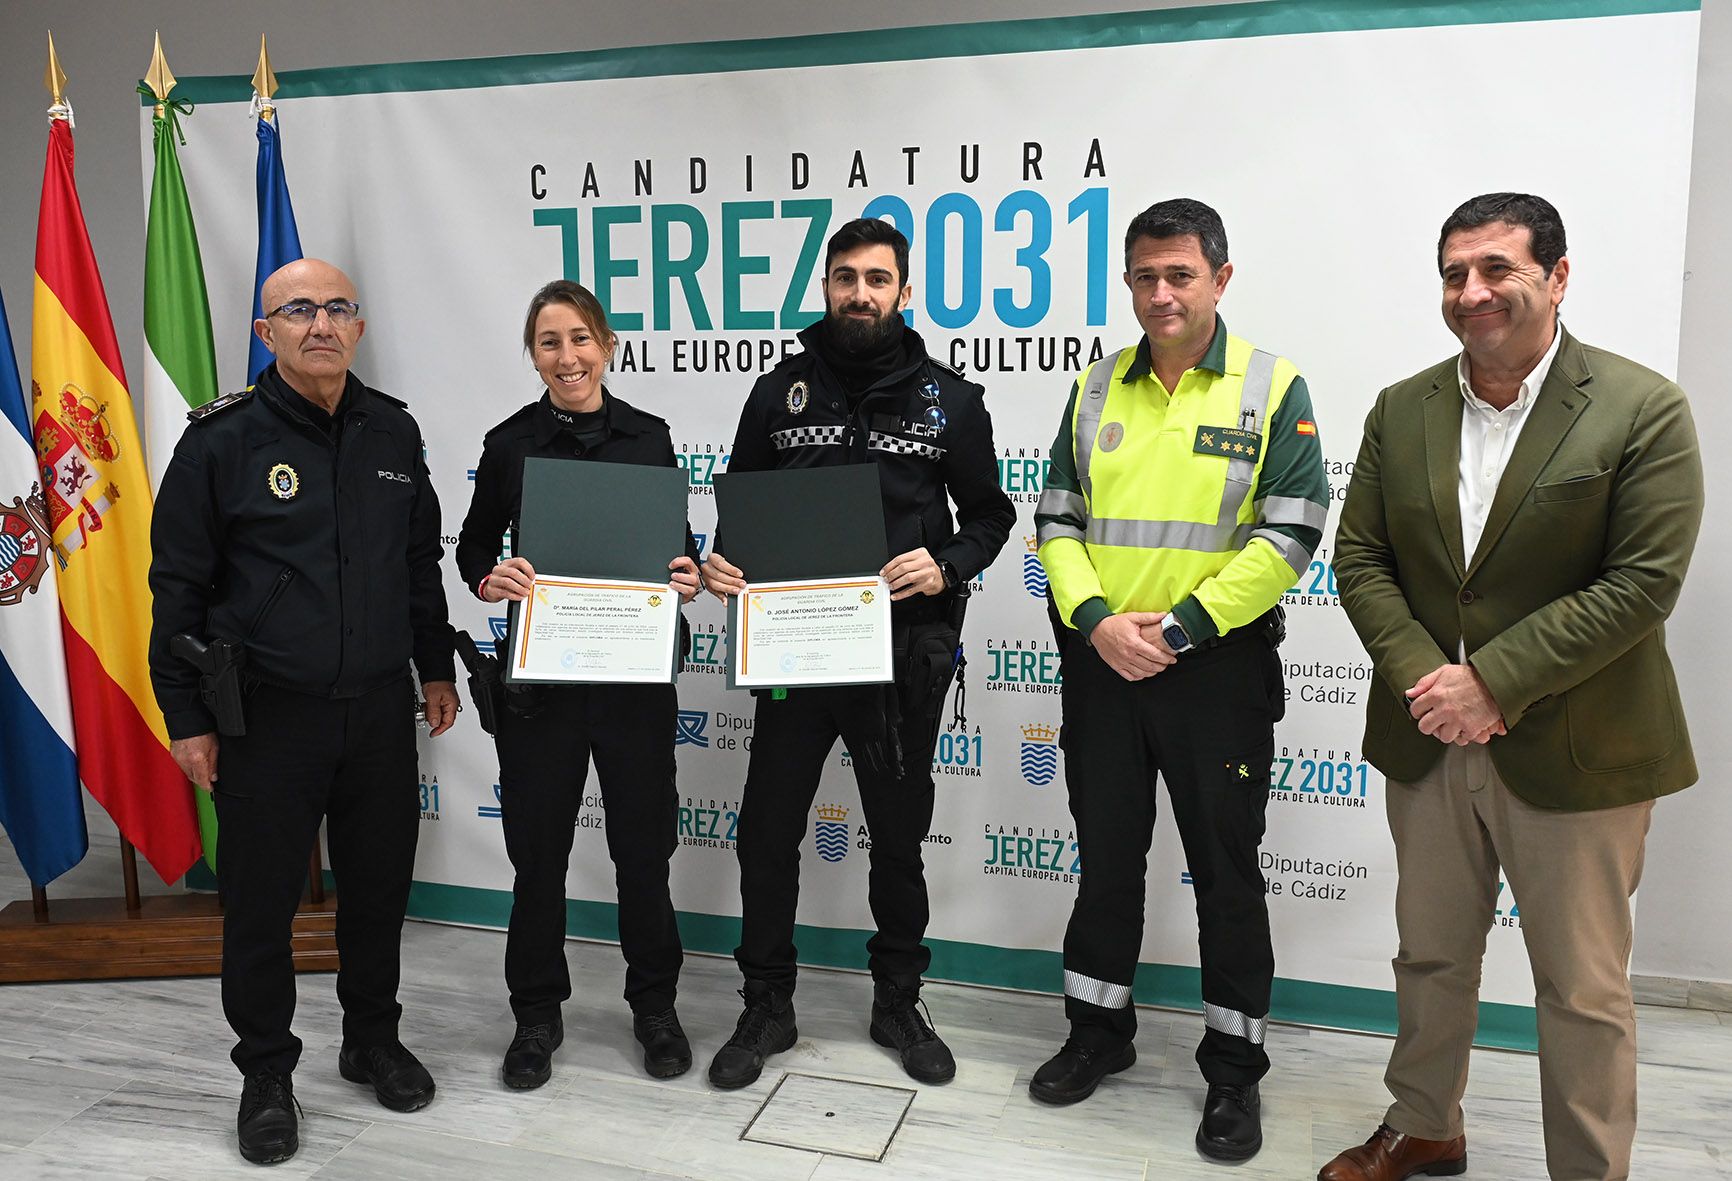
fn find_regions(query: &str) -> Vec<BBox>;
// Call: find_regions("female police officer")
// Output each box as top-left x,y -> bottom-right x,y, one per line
456,279 -> 699,1089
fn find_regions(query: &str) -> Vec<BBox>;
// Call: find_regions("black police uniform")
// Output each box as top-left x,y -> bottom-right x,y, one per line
724,322 -> 1014,995
455,390 -> 695,1026
148,363 -> 455,1077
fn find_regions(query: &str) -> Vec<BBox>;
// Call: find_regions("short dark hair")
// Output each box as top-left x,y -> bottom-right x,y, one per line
1124,198 -> 1228,272
1437,193 -> 1568,276
825,218 -> 910,286
521,278 -> 615,353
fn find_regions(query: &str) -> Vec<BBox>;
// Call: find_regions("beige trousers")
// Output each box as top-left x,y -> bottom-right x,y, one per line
1383,743 -> 1653,1181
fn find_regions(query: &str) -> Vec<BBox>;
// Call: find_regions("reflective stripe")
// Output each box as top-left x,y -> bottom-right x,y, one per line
1256,495 -> 1328,532
1064,969 -> 1133,1010
772,425 -> 847,450
1088,517 -> 1251,554
1035,486 -> 1087,522
867,431 -> 944,460
1036,521 -> 1086,545
1218,349 -> 1278,523
1251,528 -> 1312,577
1073,348 -> 1132,491
1203,1002 -> 1268,1045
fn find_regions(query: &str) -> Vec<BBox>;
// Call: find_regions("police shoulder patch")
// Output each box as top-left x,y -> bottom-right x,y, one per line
186,390 -> 252,423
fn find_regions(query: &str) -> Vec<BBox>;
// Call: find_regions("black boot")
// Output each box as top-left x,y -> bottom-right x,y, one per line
707,983 -> 796,1089
1196,1082 -> 1262,1161
236,1070 -> 299,1165
501,1018 -> 563,1090
337,1041 -> 436,1112
868,979 -> 956,1084
633,1008 -> 693,1079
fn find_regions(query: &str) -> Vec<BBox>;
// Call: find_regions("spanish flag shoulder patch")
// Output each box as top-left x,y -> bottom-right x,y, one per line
1296,420 -> 1317,436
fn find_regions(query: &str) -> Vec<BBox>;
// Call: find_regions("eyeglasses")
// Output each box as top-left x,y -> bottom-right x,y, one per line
268,299 -> 360,326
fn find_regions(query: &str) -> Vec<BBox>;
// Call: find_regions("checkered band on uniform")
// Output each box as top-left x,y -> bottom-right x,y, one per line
770,425 -> 848,450
867,431 -> 945,460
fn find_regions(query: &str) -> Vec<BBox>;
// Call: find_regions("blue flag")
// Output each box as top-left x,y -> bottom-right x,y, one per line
0,284 -> 87,886
247,109 -> 304,385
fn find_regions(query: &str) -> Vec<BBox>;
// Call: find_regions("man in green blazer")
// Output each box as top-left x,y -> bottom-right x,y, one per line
1321,193 -> 1702,1181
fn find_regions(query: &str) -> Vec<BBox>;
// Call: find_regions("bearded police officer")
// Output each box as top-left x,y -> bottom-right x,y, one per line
148,258 -> 457,1166
1030,199 -> 1329,1163
701,218 -> 1014,1089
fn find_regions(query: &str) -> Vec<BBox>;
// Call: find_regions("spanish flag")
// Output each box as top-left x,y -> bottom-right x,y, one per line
33,106 -> 200,883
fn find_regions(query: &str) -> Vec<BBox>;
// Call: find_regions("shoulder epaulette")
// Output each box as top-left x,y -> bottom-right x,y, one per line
369,389 -> 409,409
927,356 -> 965,379
186,390 -> 252,422
483,401 -> 538,442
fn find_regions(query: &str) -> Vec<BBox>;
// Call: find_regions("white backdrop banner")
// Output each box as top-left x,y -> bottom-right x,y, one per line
146,0 -> 1700,1048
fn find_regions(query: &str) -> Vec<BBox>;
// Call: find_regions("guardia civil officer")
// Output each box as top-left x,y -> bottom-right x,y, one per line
148,258 -> 458,1166
455,279 -> 700,1090
701,218 -> 1014,1089
1030,199 -> 1329,1162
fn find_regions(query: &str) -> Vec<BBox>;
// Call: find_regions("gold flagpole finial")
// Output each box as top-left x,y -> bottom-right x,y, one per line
252,35 -> 278,116
144,31 -> 177,112
45,31 -> 68,107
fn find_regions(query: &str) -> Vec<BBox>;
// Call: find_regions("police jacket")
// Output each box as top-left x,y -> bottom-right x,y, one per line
148,364 -> 456,740
455,389 -> 700,597
725,322 -> 1014,606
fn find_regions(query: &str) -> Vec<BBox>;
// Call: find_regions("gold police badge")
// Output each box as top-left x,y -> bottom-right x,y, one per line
786,380 -> 810,415
267,463 -> 299,501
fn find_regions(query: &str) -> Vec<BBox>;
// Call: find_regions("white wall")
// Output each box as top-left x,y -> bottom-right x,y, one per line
0,0 -> 1724,984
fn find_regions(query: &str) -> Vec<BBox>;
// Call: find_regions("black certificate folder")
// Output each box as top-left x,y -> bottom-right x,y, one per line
712,465 -> 888,580
517,457 -> 687,582
505,457 -> 688,684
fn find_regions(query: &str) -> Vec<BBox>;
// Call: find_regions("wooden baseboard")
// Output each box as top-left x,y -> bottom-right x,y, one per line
0,892 -> 339,983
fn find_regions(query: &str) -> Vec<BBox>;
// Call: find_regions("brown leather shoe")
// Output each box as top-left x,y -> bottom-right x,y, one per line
1317,1124 -> 1467,1180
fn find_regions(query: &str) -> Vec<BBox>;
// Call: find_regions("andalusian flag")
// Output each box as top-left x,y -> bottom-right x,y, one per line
141,68 -> 220,870
34,100 -> 201,883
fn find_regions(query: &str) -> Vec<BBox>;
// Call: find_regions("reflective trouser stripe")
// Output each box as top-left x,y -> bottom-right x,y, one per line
1064,969 -> 1132,1010
1203,1002 -> 1268,1044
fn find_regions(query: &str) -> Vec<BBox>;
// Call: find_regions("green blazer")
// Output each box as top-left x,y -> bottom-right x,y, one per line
1334,328 -> 1702,811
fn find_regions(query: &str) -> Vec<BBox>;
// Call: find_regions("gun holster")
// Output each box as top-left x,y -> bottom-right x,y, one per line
170,633 -> 248,737
454,631 -> 504,736
898,585 -> 967,724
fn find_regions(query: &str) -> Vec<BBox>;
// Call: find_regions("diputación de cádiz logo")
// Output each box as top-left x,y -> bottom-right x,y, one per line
1019,722 -> 1060,786
675,709 -> 710,748
813,803 -> 850,863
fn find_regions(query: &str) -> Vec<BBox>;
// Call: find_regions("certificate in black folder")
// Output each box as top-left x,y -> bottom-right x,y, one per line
714,465 -> 894,689
503,458 -> 687,685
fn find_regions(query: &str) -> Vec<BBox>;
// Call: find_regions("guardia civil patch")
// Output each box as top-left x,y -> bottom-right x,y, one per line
1194,426 -> 1261,462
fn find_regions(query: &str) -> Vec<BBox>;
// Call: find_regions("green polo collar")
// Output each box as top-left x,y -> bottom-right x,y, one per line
1123,314 -> 1229,383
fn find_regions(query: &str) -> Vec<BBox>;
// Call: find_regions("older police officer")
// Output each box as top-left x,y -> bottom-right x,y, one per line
149,258 -> 457,1166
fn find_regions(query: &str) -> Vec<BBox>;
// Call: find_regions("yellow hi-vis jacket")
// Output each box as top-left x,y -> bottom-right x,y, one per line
1035,319 -> 1330,644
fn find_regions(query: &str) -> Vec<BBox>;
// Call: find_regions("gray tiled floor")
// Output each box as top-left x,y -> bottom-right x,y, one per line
1,819 -> 1728,1178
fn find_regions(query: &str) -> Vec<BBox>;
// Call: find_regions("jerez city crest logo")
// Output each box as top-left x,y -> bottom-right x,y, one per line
813,803 -> 850,863
0,482 -> 52,607
1019,722 -> 1060,787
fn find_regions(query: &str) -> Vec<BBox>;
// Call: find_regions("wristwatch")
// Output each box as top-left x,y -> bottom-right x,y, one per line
1161,615 -> 1193,655
937,559 -> 959,591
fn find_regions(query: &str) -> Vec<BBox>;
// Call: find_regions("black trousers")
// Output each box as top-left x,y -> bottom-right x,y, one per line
214,678 -> 419,1076
495,683 -> 682,1024
734,684 -> 940,996
1059,632 -> 1281,1085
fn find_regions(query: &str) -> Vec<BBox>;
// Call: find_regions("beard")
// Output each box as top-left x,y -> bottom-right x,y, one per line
825,300 -> 903,354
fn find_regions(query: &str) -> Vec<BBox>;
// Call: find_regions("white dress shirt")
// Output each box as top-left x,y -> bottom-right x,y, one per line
1457,324 -> 1562,564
